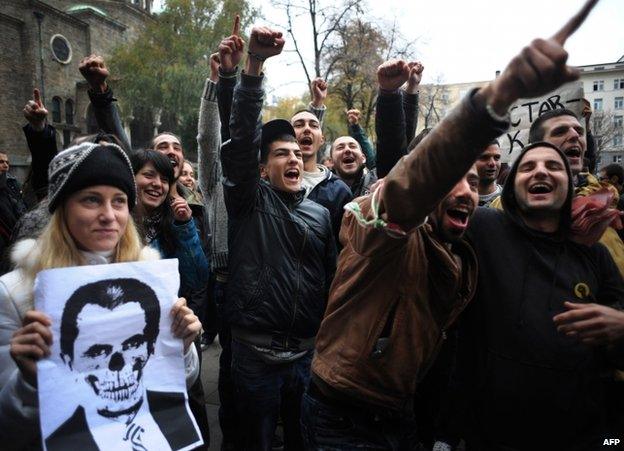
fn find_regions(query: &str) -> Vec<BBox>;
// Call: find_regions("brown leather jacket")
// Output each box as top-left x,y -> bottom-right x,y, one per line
311,89 -> 509,413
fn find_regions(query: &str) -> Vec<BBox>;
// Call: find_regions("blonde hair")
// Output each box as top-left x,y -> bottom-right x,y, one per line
27,203 -> 143,280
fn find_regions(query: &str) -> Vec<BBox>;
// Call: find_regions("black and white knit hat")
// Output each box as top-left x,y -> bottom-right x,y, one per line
47,142 -> 137,213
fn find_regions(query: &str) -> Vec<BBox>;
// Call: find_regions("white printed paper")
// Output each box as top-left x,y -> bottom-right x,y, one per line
35,259 -> 203,451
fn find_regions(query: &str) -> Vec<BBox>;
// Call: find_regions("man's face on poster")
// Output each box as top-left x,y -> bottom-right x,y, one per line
68,301 -> 151,417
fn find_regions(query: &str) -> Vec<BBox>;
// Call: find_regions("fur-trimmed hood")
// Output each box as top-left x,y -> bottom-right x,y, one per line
9,239 -> 160,270
1,239 -> 161,319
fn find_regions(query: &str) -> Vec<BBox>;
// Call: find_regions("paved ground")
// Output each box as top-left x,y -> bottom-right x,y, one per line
200,339 -> 223,451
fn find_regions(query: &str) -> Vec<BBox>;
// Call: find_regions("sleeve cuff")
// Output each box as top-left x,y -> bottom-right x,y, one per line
203,79 -> 218,101
219,67 -> 238,79
88,86 -> 116,106
402,91 -> 419,105
240,71 -> 264,89
468,88 -> 510,130
308,102 -> 326,112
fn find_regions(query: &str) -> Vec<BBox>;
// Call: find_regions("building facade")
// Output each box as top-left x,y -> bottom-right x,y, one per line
0,0 -> 153,180
417,56 -> 624,171
578,55 -> 624,169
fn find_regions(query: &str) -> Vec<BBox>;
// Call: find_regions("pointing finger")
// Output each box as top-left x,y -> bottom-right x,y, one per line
232,14 -> 240,36
33,89 -> 42,106
551,0 -> 599,45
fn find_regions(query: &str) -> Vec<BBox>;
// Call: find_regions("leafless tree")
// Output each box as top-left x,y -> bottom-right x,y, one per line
327,18 -> 415,131
273,0 -> 363,97
418,75 -> 451,129
592,110 -> 624,166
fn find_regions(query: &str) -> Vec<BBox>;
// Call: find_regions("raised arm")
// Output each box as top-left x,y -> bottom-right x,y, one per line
308,77 -> 328,125
220,26 -> 285,217
403,61 -> 424,144
79,55 -> 132,153
375,60 -> 410,178
22,89 -> 57,199
197,53 -> 222,196
217,16 -> 244,143
347,109 -> 376,170
380,10 -> 585,231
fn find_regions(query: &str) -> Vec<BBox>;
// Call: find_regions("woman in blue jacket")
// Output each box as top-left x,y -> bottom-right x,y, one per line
130,150 -> 209,298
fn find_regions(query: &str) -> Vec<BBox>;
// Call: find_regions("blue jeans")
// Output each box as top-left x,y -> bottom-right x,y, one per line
300,387 -> 421,450
231,339 -> 312,451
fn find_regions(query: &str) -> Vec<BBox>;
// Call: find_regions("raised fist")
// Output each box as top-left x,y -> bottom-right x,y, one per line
219,15 -> 244,72
406,61 -> 424,94
79,54 -> 109,93
346,109 -> 361,125
23,89 -> 48,131
248,26 -> 285,61
311,78 -> 328,107
377,59 -> 410,92
209,53 -> 220,83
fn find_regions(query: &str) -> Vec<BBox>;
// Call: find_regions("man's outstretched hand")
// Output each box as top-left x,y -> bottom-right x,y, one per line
377,59 -> 410,92
480,0 -> 600,115
23,89 -> 48,131
219,14 -> 244,73
79,54 -> 109,93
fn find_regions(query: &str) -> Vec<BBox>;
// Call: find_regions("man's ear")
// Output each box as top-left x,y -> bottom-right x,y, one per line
61,353 -> 73,371
320,133 -> 325,146
259,164 -> 268,179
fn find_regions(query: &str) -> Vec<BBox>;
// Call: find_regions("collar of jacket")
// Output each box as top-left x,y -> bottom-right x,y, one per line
264,179 -> 305,207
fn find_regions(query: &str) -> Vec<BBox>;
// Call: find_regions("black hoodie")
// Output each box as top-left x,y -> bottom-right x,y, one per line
455,143 -> 624,450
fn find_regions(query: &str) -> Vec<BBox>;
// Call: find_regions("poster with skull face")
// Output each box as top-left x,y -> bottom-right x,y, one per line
35,259 -> 203,451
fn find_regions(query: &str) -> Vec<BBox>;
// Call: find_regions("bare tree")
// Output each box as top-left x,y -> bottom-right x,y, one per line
592,111 -> 624,166
274,0 -> 363,97
418,75 -> 451,130
326,18 -> 414,132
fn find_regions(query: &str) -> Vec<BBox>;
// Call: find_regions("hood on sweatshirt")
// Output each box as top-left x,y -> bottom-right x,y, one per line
501,141 -> 575,238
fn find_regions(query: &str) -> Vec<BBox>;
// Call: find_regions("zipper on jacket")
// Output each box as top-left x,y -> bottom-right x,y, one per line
286,226 -> 308,348
416,327 -> 448,384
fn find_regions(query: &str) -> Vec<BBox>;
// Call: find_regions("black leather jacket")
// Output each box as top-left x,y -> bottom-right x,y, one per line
221,73 -> 336,348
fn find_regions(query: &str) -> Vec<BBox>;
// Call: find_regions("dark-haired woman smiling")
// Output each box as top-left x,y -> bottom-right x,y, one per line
130,150 -> 209,299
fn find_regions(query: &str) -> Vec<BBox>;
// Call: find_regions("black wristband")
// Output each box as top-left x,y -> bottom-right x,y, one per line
247,51 -> 266,62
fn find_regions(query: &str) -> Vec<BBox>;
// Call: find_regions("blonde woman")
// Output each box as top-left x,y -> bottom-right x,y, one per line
0,142 -> 202,449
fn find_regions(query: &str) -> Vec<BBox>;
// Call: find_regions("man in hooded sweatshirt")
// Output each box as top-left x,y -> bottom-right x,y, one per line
442,141 -> 624,450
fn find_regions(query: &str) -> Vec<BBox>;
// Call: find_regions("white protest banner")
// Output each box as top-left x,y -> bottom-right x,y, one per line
36,259 -> 203,451
500,81 -> 584,164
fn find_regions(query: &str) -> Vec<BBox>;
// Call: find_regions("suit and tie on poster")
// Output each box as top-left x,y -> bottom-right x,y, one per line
35,259 -> 203,451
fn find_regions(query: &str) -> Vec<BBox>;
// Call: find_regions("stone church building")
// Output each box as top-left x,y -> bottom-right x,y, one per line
0,0 -> 154,179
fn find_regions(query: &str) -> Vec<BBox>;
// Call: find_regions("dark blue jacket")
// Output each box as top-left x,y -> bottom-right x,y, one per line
307,170 -> 352,247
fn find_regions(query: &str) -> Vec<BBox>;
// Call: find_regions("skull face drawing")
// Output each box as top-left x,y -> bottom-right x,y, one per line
60,279 -> 160,419
72,302 -> 150,414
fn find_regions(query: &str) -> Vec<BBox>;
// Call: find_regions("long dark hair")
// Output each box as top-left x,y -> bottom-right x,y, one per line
130,149 -> 177,255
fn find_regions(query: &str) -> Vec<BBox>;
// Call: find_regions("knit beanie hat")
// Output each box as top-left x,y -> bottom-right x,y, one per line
48,142 -> 137,213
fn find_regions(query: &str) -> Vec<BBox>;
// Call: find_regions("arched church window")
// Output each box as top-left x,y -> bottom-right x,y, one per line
52,97 -> 62,123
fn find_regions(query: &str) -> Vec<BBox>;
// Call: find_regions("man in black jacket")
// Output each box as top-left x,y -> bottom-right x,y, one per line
219,26 -> 336,450
447,141 -> 624,450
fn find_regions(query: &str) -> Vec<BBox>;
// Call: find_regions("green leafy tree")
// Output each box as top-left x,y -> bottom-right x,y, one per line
110,0 -> 257,158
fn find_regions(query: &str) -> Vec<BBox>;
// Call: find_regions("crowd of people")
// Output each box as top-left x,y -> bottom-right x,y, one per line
1,2 -> 624,450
